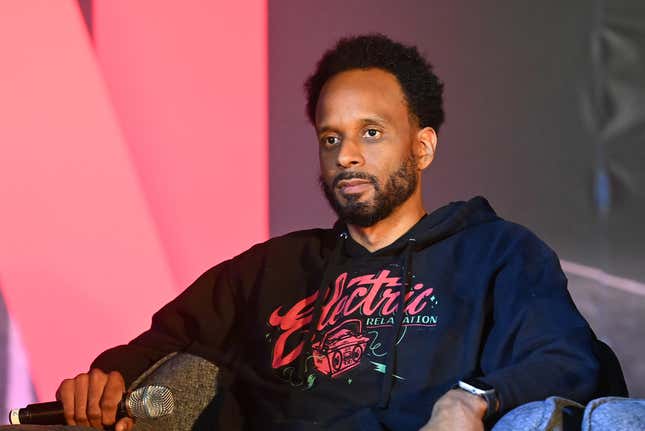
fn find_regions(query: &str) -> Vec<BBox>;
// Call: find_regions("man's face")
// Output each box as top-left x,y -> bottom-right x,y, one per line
316,68 -> 420,227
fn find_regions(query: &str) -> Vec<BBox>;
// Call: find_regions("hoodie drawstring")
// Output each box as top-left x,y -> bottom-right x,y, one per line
378,238 -> 416,408
295,232 -> 348,383
295,231 -> 417,407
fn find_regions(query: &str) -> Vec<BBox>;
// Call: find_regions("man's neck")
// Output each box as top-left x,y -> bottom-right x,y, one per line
346,196 -> 426,253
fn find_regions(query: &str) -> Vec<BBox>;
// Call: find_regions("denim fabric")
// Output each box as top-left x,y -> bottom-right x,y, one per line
582,397 -> 645,431
492,396 -> 583,431
493,396 -> 645,431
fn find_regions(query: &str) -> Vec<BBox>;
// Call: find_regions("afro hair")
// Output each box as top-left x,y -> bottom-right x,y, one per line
305,34 -> 445,132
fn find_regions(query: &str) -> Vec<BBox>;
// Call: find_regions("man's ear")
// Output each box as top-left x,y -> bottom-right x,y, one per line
415,127 -> 437,170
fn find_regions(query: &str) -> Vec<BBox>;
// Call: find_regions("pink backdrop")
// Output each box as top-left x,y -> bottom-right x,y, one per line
0,0 -> 267,401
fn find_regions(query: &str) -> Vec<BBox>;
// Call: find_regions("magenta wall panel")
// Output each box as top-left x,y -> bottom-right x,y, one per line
93,0 -> 269,288
0,0 -> 268,404
0,1 -> 177,400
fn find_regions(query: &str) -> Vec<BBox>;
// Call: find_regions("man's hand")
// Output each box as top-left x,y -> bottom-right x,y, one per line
419,389 -> 487,431
55,369 -> 134,431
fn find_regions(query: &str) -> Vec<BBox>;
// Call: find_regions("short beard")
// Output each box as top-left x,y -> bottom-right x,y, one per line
319,153 -> 419,227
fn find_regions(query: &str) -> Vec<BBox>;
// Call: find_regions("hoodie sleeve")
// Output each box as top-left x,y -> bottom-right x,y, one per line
91,260 -> 239,388
479,231 -> 600,415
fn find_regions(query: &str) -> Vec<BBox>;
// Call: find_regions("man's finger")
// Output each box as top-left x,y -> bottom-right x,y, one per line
73,373 -> 90,426
100,371 -> 125,426
87,369 -> 108,428
115,417 -> 134,431
57,379 -> 77,425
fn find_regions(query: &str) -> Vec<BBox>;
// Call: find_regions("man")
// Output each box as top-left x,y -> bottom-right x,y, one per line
57,34 -> 602,431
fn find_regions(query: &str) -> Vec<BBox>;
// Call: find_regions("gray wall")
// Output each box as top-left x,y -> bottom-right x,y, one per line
269,0 -> 645,396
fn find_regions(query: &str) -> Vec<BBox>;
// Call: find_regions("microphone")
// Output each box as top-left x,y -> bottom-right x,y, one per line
8,385 -> 175,425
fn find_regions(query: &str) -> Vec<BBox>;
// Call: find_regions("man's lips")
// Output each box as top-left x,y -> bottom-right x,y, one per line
337,179 -> 372,194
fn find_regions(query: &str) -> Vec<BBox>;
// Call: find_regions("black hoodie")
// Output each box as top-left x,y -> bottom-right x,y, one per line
92,197 -> 600,430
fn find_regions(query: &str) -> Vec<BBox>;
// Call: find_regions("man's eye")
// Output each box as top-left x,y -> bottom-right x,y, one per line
324,136 -> 340,146
363,129 -> 381,138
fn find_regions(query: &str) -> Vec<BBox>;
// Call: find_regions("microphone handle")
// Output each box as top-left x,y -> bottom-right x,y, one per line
15,401 -> 64,425
12,399 -> 128,425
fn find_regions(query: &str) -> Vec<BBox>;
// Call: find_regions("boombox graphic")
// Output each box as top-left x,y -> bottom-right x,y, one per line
312,319 -> 370,378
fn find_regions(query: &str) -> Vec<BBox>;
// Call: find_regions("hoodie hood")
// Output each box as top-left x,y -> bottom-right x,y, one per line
333,196 -> 500,258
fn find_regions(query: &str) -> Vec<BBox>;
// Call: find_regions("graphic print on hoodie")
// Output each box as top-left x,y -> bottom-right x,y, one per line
261,196 -> 493,412
266,260 -> 439,389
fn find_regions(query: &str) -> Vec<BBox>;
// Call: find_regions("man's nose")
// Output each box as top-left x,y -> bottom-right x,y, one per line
336,139 -> 364,168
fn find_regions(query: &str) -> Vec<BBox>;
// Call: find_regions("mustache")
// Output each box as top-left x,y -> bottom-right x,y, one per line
331,171 -> 378,189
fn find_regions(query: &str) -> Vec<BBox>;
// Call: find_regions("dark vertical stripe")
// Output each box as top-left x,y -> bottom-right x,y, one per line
77,0 -> 93,40
0,286 -> 10,413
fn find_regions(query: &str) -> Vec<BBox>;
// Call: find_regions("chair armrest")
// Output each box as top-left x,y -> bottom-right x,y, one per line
128,352 -> 219,431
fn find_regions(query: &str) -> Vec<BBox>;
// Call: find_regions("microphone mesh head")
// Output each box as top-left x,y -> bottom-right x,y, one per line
126,385 -> 174,418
